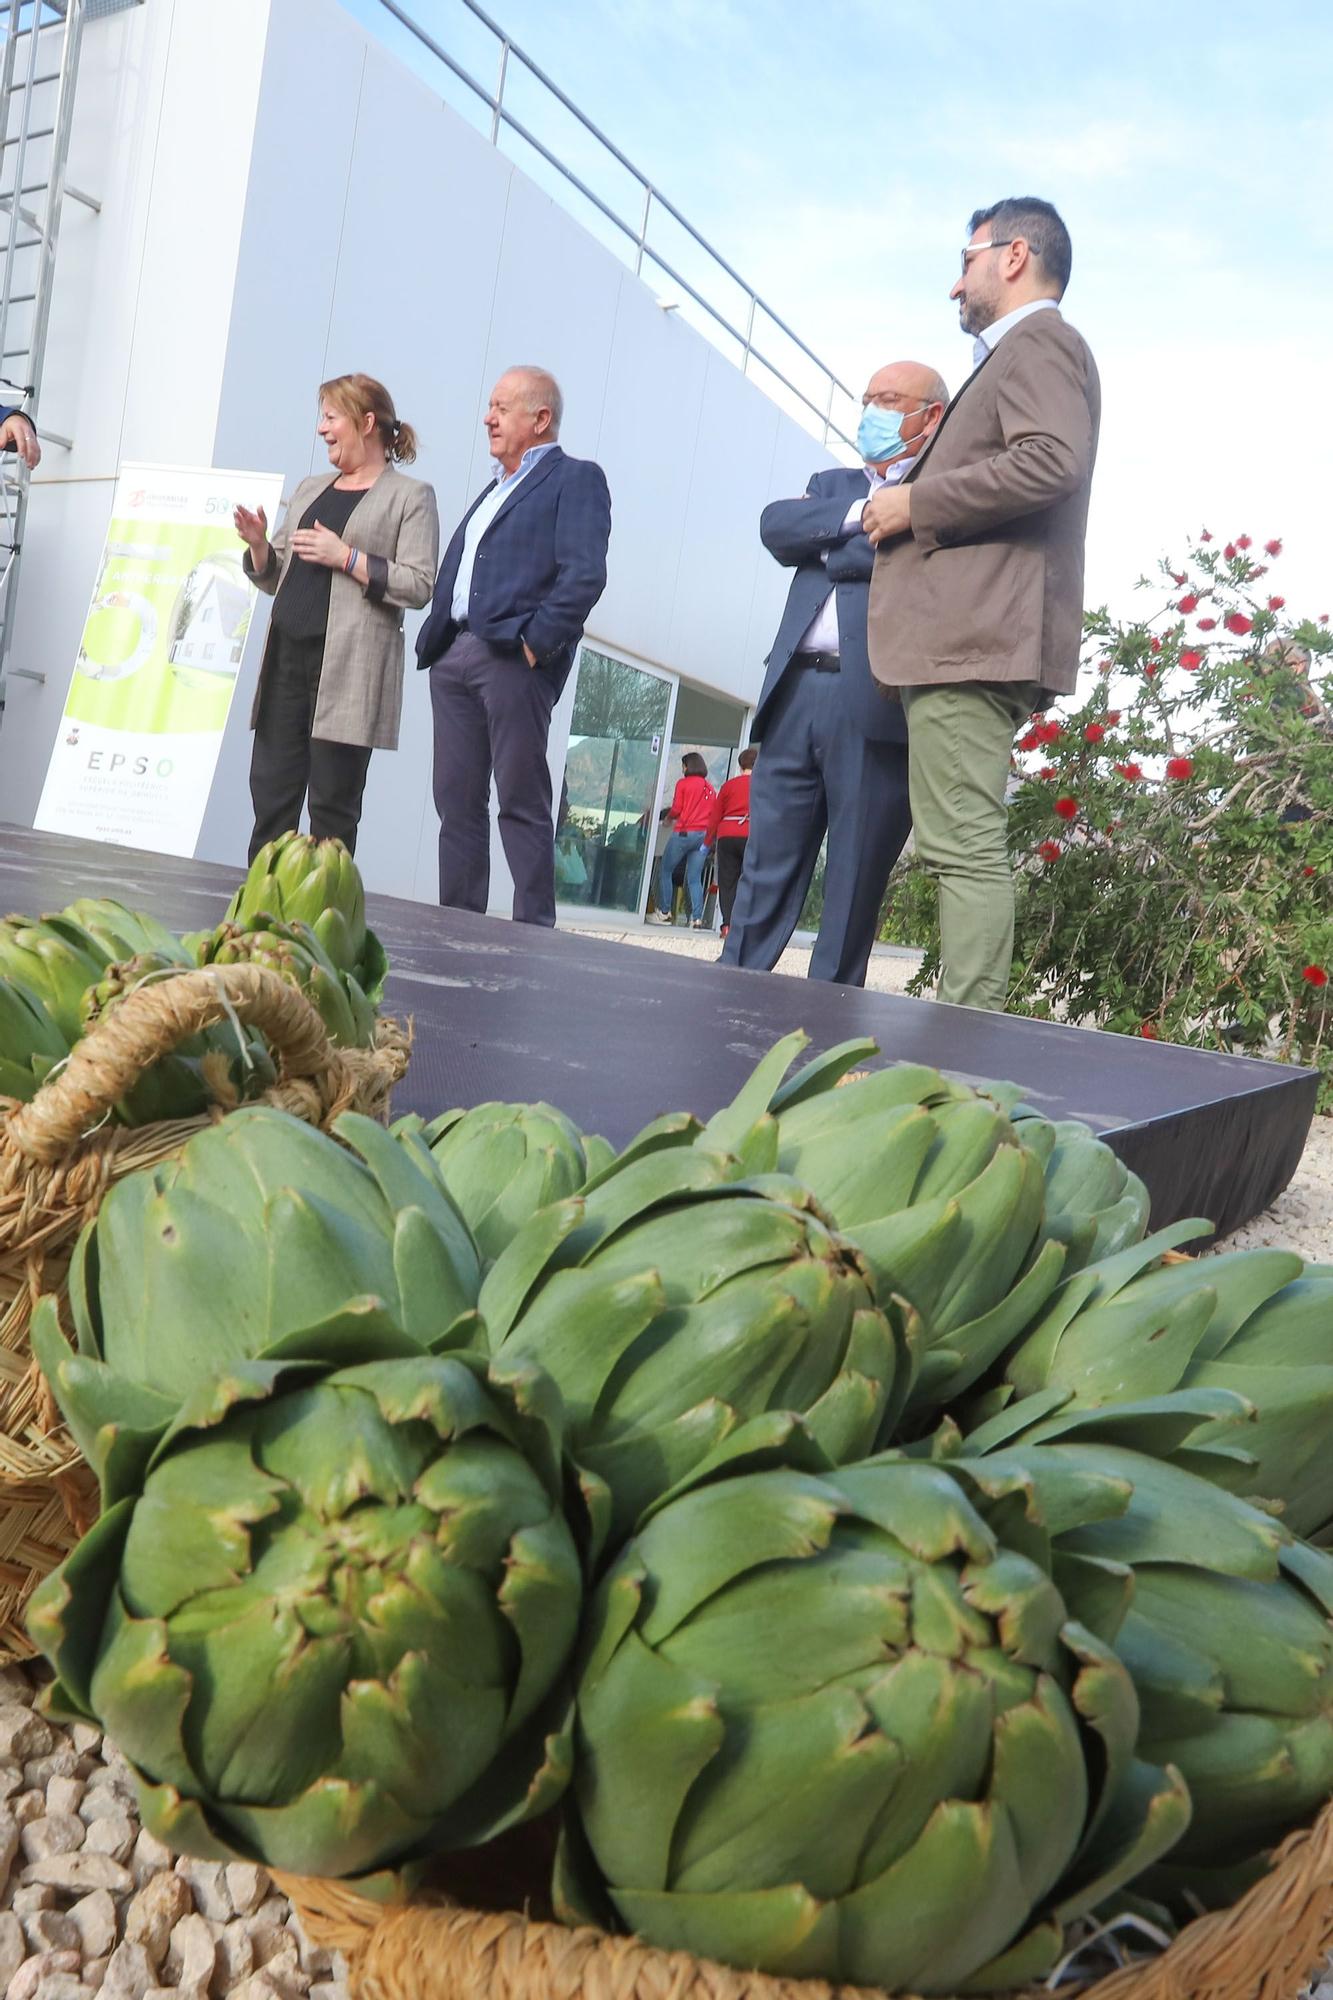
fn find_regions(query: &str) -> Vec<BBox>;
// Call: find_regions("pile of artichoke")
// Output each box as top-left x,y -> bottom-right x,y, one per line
0,835 -> 392,1125
23,1027 -> 1333,1992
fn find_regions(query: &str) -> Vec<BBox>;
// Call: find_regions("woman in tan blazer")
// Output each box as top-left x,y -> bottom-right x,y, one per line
234,372 -> 439,861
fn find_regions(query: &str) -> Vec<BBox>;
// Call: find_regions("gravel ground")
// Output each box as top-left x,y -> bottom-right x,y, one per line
0,1665 -> 348,2000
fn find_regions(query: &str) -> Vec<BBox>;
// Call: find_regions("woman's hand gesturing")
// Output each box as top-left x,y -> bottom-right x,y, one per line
233,502 -> 269,551
289,520 -> 349,570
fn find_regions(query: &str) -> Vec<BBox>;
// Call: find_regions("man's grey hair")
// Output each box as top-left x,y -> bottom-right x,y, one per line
968,197 -> 1072,295
921,367 -> 949,408
510,365 -> 563,433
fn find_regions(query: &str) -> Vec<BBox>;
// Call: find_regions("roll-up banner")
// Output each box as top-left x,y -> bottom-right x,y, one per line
35,461 -> 284,856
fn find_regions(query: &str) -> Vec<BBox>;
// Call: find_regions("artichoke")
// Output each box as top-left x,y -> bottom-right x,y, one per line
0,913 -> 108,1042
482,1147 -> 909,1548
669,1033 -> 1152,1429
30,1348 -> 581,1877
196,915 -> 376,1049
34,1106 -> 483,1501
942,1435 -> 1333,1893
414,1100 -> 590,1263
53,898 -> 194,968
556,1458 -> 1188,1993
226,832 -> 387,1002
0,973 -> 71,1103
968,1231 -> 1333,1540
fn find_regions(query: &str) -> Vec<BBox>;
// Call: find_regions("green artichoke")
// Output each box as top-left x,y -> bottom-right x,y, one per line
482,1147 -> 909,1548
556,1459 -> 1188,1993
967,1231 -> 1333,1540
226,832 -> 387,1002
0,913 -> 108,1042
942,1436 -> 1333,1892
670,1033 -> 1152,1428
413,1100 -> 590,1263
34,1106 -> 483,1501
197,915 -> 377,1049
53,898 -> 194,968
0,973 -> 71,1102
30,1349 -> 581,1878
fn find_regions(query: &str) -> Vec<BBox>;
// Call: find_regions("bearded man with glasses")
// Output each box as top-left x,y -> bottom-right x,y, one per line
862,197 -> 1100,1012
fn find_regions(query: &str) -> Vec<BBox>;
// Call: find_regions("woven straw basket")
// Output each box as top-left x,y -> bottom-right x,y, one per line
0,962 -> 410,1661
277,1793 -> 1333,2000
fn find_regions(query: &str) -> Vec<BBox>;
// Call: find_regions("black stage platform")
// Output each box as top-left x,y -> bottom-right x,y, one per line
0,826 -> 1317,1240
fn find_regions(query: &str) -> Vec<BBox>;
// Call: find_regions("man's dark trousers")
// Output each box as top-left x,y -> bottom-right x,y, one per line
430,629 -> 558,926
723,659 -> 911,985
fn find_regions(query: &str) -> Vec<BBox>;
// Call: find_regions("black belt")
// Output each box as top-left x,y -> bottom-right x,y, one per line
795,650 -> 839,673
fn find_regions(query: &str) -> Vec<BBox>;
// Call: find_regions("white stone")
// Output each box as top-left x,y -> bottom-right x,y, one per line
22,1756 -> 79,1792
7,1890 -> 53,1917
20,1856 -> 133,1898
42,1787 -> 82,1824
79,1824 -> 131,1869
223,1867 -> 269,1920
99,1941 -> 156,2000
123,1876 -> 191,1966
172,1865 -> 231,1926
80,1961 -> 107,1993
0,1771 -> 20,1807
0,1914 -> 22,1994
6,1951 -> 81,2000
210,1922 -> 255,1995
20,1910 -> 80,1955
68,1892 -> 117,1964
164,1915 -> 214,1992
126,1837 -> 170,1894
29,1977 -> 96,2000
0,1812 -> 16,1894
0,1716 -> 52,1765
19,1819 -> 84,1866
8,1799 -> 44,1833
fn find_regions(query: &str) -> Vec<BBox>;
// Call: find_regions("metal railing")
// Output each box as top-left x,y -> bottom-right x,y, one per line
372,0 -> 859,455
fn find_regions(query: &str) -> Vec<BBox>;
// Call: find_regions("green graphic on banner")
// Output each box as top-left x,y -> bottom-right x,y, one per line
66,518 -> 258,736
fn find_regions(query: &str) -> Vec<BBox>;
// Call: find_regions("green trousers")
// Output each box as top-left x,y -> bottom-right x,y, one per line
901,680 -> 1043,1012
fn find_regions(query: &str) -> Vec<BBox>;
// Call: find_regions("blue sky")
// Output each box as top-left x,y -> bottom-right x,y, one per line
351,0 -> 1333,619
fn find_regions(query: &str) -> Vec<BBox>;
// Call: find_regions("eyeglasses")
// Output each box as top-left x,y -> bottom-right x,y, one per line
959,239 -> 1014,273
861,394 -> 928,412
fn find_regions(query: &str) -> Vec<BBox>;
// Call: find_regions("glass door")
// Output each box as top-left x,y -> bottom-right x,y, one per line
557,647 -> 674,915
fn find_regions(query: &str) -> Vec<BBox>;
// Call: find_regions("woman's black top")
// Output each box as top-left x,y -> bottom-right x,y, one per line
271,485 -> 363,641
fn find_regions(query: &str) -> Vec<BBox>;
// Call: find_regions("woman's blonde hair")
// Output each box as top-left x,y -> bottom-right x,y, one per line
318,372 -> 418,464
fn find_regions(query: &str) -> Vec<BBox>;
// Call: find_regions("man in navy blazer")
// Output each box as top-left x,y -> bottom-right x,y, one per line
417,366 -> 611,926
0,407 -> 40,468
721,359 -> 946,985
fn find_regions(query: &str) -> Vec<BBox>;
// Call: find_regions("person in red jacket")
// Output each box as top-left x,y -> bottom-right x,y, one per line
703,745 -> 757,935
651,751 -> 717,925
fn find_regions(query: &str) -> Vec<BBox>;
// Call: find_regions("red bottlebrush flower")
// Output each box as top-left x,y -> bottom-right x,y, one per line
1037,720 -> 1064,744
1302,965 -> 1329,987
1171,571 -> 1188,586
1225,612 -> 1254,635
1224,543 -> 1237,559
1321,615 -> 1330,626
1053,796 -> 1078,821
1114,762 -> 1144,781
1237,534 -> 1252,549
1250,565 -> 1268,579
1268,596 -> 1286,611
1098,657 -> 1114,674
1302,866 -> 1316,877
1017,729 -> 1042,752
1084,722 -> 1106,743
1149,636 -> 1163,653
1200,529 -> 1213,542
1180,649 -> 1204,671
1265,538 -> 1283,556
1144,664 -> 1158,678
1197,617 -> 1217,631
1166,757 -> 1194,781
1177,594 -> 1200,612
1038,764 -> 1057,780
1037,840 -> 1062,863
1139,1021 -> 1160,1038
1106,710 -> 1122,725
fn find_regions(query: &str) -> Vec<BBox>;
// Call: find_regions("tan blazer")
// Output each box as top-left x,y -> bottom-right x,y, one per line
868,308 -> 1100,699
247,465 -> 439,750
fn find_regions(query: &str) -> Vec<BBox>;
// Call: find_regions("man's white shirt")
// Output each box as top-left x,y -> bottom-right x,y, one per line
450,441 -> 560,622
972,296 -> 1058,368
796,454 -> 913,657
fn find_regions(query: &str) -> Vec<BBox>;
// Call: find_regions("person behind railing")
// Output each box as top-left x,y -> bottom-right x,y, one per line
651,751 -> 717,927
234,372 -> 439,862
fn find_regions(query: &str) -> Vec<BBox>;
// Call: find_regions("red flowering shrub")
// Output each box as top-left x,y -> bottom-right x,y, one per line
883,529 -> 1333,1103
1177,594 -> 1200,612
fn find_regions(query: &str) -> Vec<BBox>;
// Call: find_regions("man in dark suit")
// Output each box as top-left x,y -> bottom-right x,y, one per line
0,407 -> 39,467
864,199 -> 1099,1012
417,366 -> 611,926
721,360 -> 947,985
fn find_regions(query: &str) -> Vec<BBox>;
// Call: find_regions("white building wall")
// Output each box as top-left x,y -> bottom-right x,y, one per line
0,0 -> 836,911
